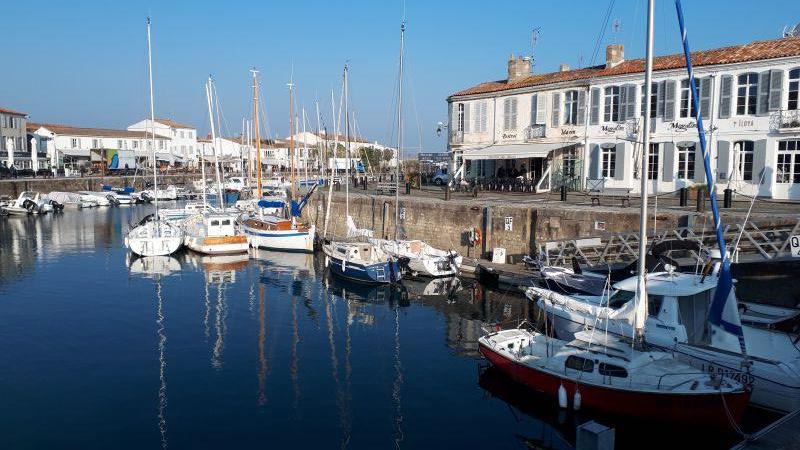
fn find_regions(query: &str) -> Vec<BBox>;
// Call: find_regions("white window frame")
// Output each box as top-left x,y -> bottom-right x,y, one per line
564,90 -> 579,126
736,73 -> 758,116
733,140 -> 754,182
777,140 -> 800,184
603,86 -> 620,122
647,143 -> 659,180
677,143 -> 696,180
789,68 -> 800,111
679,79 -> 697,118
601,145 -> 616,178
456,103 -> 465,133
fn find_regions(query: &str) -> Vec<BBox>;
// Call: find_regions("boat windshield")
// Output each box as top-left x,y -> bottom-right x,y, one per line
608,289 -> 635,309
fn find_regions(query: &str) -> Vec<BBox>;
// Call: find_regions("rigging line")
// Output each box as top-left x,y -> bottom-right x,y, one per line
589,0 -> 617,66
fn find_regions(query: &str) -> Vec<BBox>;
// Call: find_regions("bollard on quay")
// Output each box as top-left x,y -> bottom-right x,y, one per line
723,188 -> 732,208
560,185 -> 568,202
696,188 -> 706,213
679,187 -> 688,206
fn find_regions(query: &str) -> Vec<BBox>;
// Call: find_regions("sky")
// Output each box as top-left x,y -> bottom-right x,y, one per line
3,0 -> 799,153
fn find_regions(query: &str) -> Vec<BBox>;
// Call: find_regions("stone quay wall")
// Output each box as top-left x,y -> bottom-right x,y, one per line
0,175 -> 199,197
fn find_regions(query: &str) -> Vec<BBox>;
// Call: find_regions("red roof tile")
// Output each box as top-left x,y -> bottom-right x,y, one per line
28,123 -> 168,139
451,36 -> 800,98
0,107 -> 27,116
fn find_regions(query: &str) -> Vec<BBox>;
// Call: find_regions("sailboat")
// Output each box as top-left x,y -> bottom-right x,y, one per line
125,17 -> 183,257
370,22 -> 462,278
479,0 -> 749,428
182,76 -> 248,256
322,65 -> 402,284
241,70 -> 317,253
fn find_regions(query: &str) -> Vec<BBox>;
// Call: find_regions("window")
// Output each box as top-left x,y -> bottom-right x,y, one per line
601,145 -> 616,178
598,363 -> 628,378
456,103 -> 465,132
790,68 -> 800,111
777,140 -> 800,184
503,98 -> 518,131
647,143 -> 659,180
117,140 -> 123,149
677,143 -> 696,179
71,138 -> 78,148
565,355 -> 594,373
733,141 -> 754,182
221,220 -> 230,225
679,79 -> 697,118
604,86 -> 620,122
92,139 -> 100,148
648,82 -> 660,118
564,90 -> 579,125
736,73 -> 758,115
210,220 -> 220,226
132,140 -> 138,149
563,147 -> 577,177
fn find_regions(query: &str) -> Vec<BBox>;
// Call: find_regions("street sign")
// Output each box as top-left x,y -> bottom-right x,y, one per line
791,235 -> 800,258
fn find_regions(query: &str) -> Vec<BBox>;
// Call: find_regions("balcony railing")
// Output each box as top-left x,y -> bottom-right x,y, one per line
770,109 -> 800,132
449,130 -> 464,145
524,124 -> 546,141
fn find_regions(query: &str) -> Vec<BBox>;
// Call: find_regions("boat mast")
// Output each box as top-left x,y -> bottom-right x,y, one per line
289,81 -> 297,203
322,89 -> 337,238
344,65 -> 350,220
206,76 -> 224,209
634,0 -> 655,347
146,17 -> 160,221
302,107 -> 309,186
251,68 -> 263,198
199,82 -> 209,211
394,21 -> 405,242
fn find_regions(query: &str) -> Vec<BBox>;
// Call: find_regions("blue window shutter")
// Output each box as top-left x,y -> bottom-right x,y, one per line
718,75 -> 733,119
590,88 -> 600,125
589,144 -> 600,178
716,140 -> 730,181
699,77 -> 712,118
664,80 -> 677,121
768,70 -> 784,112
757,71 -> 770,115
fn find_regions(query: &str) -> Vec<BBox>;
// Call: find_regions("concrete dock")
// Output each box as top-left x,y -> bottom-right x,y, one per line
732,410 -> 800,450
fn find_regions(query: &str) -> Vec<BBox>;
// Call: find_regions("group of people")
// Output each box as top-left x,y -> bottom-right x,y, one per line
496,163 -> 526,179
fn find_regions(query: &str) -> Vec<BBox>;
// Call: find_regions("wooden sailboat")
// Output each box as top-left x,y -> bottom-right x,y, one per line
125,17 -> 183,257
479,1 -> 749,427
241,70 -> 316,253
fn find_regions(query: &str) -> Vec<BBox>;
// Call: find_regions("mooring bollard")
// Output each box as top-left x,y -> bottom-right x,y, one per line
679,187 -> 688,206
405,182 -> 411,195
696,188 -> 706,213
723,188 -> 732,208
444,185 -> 450,201
560,185 -> 568,202
473,185 -> 478,198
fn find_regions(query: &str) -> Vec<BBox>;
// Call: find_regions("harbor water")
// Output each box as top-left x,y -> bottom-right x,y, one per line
0,204 -> 783,449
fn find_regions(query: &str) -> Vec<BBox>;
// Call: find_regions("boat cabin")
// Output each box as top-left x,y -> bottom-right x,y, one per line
205,214 -> 237,237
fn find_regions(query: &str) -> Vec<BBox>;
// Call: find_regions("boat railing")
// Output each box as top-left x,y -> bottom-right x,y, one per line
655,369 -> 741,391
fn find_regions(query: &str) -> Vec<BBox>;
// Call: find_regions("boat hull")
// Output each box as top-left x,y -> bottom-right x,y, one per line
125,221 -> 184,257
326,253 -> 402,284
545,307 -> 800,412
478,340 -> 749,429
184,235 -> 249,255
243,224 -> 315,253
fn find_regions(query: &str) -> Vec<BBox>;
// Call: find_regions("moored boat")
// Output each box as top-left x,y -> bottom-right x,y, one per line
183,212 -> 248,255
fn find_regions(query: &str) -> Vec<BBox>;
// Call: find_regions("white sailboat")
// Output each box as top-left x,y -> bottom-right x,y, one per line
125,17 -> 183,257
182,76 -> 248,256
369,21 -> 462,278
479,0 -> 750,427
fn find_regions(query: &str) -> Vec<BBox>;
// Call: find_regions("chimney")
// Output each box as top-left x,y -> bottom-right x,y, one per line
507,54 -> 532,82
605,44 -> 624,69
559,63 -> 570,72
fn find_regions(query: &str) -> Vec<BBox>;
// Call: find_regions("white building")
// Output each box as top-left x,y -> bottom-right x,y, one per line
196,136 -> 254,174
448,36 -> 800,200
1,107 -> 32,169
29,123 -> 169,174
127,118 -> 197,166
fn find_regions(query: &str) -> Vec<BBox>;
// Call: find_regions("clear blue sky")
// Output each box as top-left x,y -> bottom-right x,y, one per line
3,0 -> 798,153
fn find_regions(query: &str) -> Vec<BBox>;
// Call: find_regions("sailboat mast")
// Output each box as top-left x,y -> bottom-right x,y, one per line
344,65 -> 350,220
394,21 -> 405,241
634,0 -> 655,346
251,68 -> 263,198
302,107 -> 309,185
206,76 -> 224,209
323,89 -> 337,238
146,17 -> 159,219
200,80 -> 210,211
289,82 -> 297,201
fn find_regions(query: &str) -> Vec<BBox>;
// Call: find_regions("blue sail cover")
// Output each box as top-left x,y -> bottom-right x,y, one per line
258,200 -> 285,209
675,0 -> 746,353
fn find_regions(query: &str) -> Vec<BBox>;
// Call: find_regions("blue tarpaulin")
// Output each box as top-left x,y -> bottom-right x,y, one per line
258,200 -> 285,209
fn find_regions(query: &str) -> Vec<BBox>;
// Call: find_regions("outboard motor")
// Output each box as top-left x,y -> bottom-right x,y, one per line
22,199 -> 38,214
106,194 -> 121,206
49,200 -> 65,212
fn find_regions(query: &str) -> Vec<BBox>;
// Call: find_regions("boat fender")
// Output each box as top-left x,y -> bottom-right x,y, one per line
325,256 -> 330,268
573,389 -> 581,411
342,259 -> 346,272
470,228 -> 482,246
558,383 -> 568,409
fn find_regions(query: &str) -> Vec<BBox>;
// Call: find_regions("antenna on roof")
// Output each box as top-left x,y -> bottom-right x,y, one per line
530,27 -> 541,71
784,22 -> 800,38
612,19 -> 621,44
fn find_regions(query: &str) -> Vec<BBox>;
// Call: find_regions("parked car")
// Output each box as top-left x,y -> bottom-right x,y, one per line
432,167 -> 450,186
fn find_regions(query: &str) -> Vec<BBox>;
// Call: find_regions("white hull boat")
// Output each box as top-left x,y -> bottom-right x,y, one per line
373,238 -> 461,277
242,216 -> 315,253
2,191 -> 54,215
183,213 -> 249,255
125,218 -> 184,257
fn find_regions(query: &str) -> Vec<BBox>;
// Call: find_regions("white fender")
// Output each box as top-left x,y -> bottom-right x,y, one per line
558,383 -> 568,409
573,389 -> 582,411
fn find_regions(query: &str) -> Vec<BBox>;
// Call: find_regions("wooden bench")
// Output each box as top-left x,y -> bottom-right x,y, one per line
587,179 -> 632,207
376,182 -> 398,195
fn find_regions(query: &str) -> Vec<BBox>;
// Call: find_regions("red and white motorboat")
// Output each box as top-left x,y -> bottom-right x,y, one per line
478,327 -> 750,429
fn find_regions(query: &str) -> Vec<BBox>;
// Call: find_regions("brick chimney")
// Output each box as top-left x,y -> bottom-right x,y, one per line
559,63 -> 570,72
605,44 -> 624,69
507,54 -> 532,82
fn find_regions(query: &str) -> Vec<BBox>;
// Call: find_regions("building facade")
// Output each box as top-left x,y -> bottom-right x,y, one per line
448,37 -> 800,200
0,107 -> 32,169
29,123 -> 168,174
127,118 -> 197,166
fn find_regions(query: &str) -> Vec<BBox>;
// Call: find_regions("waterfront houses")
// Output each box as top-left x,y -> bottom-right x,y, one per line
448,36 -> 800,200
0,107 -> 33,170
28,123 -> 168,174
127,118 -> 197,166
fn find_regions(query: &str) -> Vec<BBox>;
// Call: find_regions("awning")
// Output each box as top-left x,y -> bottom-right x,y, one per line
60,149 -> 90,157
461,142 -> 575,160
155,152 -> 172,162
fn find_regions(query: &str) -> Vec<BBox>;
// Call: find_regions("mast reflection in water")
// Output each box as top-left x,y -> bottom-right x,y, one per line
0,206 -> 776,449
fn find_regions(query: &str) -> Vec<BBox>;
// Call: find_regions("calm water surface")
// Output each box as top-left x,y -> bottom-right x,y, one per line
0,205 -> 776,449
